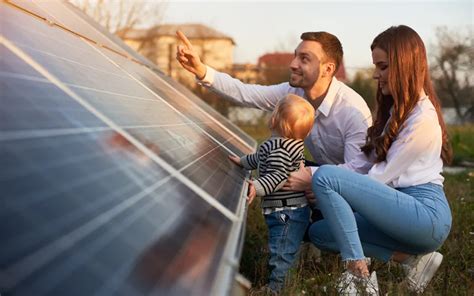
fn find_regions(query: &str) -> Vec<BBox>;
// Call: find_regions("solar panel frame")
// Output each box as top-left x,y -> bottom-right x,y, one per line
7,0 -> 257,149
2,2 -> 251,214
1,1 -> 256,295
64,0 -> 258,148
6,0 -> 130,57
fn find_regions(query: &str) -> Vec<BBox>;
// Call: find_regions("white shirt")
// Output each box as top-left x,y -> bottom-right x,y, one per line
198,66 -> 373,171
347,96 -> 444,187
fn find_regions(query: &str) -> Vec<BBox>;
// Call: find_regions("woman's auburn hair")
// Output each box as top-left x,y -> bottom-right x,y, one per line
361,25 -> 452,164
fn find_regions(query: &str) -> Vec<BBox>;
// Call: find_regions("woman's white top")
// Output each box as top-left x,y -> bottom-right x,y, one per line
346,96 -> 444,187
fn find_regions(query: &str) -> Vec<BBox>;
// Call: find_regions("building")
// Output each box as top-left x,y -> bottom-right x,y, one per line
257,52 -> 347,83
121,24 -> 235,88
257,53 -> 293,85
121,25 -> 347,90
232,63 -> 260,84
258,52 -> 294,69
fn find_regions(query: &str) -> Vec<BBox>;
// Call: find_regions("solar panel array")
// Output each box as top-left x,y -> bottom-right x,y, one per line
0,1 -> 256,295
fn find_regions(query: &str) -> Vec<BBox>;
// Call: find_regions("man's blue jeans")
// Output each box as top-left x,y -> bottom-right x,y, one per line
264,205 -> 310,292
309,165 -> 452,262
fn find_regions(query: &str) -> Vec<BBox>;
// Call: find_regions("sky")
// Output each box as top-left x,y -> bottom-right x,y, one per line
161,0 -> 472,77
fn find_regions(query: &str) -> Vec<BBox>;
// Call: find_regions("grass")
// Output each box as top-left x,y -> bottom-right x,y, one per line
238,124 -> 474,295
448,124 -> 474,166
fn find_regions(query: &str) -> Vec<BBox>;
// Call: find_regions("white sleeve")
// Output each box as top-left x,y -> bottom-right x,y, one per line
197,66 -> 295,111
368,114 -> 440,184
338,106 -> 373,174
339,150 -> 374,174
310,166 -> 319,175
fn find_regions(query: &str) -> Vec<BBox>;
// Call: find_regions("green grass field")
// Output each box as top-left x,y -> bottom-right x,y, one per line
238,124 -> 474,295
449,125 -> 474,166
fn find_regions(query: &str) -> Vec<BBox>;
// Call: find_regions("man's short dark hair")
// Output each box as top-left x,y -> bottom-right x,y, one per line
300,32 -> 343,74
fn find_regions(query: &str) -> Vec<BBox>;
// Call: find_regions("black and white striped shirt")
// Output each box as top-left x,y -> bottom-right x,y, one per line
240,137 -> 307,208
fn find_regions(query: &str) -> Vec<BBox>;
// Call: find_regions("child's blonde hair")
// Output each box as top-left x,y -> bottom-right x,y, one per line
269,94 -> 315,140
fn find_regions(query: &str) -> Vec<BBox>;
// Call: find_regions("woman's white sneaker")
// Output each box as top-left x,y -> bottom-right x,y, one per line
403,251 -> 443,293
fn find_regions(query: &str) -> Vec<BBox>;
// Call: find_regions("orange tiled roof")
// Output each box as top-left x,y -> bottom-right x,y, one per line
258,52 -> 347,81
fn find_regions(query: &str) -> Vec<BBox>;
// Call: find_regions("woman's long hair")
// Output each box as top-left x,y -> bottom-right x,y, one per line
361,25 -> 452,164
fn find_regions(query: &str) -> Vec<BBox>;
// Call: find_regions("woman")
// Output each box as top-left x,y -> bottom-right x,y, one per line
308,25 -> 452,294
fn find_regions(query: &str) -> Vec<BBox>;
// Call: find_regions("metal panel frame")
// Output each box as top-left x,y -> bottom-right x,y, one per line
1,1 -> 257,294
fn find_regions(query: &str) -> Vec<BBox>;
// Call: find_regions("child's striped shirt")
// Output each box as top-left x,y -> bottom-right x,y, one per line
240,137 -> 307,208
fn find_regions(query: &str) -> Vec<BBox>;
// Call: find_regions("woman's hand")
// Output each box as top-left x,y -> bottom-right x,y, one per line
228,155 -> 242,167
176,30 -> 207,79
282,161 -> 312,191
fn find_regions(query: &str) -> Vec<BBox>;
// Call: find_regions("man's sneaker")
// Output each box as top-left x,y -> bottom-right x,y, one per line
403,251 -> 443,293
337,270 -> 379,296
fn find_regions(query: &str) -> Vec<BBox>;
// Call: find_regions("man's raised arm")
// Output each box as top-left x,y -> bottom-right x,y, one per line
176,30 -> 207,79
175,31 -> 296,111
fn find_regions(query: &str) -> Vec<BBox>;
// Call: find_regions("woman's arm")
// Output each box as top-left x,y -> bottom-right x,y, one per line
368,110 -> 441,184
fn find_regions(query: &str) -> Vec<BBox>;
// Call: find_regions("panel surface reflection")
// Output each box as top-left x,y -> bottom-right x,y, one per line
1,4 -> 250,212
0,44 -> 232,296
1,2 -> 251,295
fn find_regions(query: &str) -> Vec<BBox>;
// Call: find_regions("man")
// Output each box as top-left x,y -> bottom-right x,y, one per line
176,30 -> 372,195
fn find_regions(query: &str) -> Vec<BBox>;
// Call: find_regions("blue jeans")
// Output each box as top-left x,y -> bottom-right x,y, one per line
309,165 -> 452,262
265,205 -> 310,292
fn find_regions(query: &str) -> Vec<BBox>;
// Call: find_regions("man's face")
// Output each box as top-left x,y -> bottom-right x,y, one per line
289,40 -> 325,90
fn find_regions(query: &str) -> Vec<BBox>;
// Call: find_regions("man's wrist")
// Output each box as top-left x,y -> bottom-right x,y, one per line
196,66 -> 216,86
195,65 -> 207,80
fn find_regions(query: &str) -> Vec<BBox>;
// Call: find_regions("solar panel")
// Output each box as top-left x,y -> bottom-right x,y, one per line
7,0 -> 129,56
0,1 -> 256,295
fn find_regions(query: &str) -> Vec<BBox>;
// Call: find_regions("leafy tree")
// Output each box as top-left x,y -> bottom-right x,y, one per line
431,26 -> 473,123
348,68 -> 377,111
69,0 -> 167,40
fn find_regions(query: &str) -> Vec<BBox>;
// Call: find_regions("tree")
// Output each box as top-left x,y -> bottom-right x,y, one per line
68,0 -> 167,39
431,26 -> 473,123
348,68 -> 377,111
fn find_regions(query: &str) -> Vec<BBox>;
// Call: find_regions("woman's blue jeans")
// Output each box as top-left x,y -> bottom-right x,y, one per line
309,165 -> 452,262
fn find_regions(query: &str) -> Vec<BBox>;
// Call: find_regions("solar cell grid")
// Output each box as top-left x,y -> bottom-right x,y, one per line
0,75 -> 108,132
155,70 -> 258,147
101,48 -> 254,155
7,0 -> 256,149
1,1 -> 255,295
3,5 -> 251,212
4,0 -> 58,22
4,178 -> 230,296
7,0 -> 128,55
